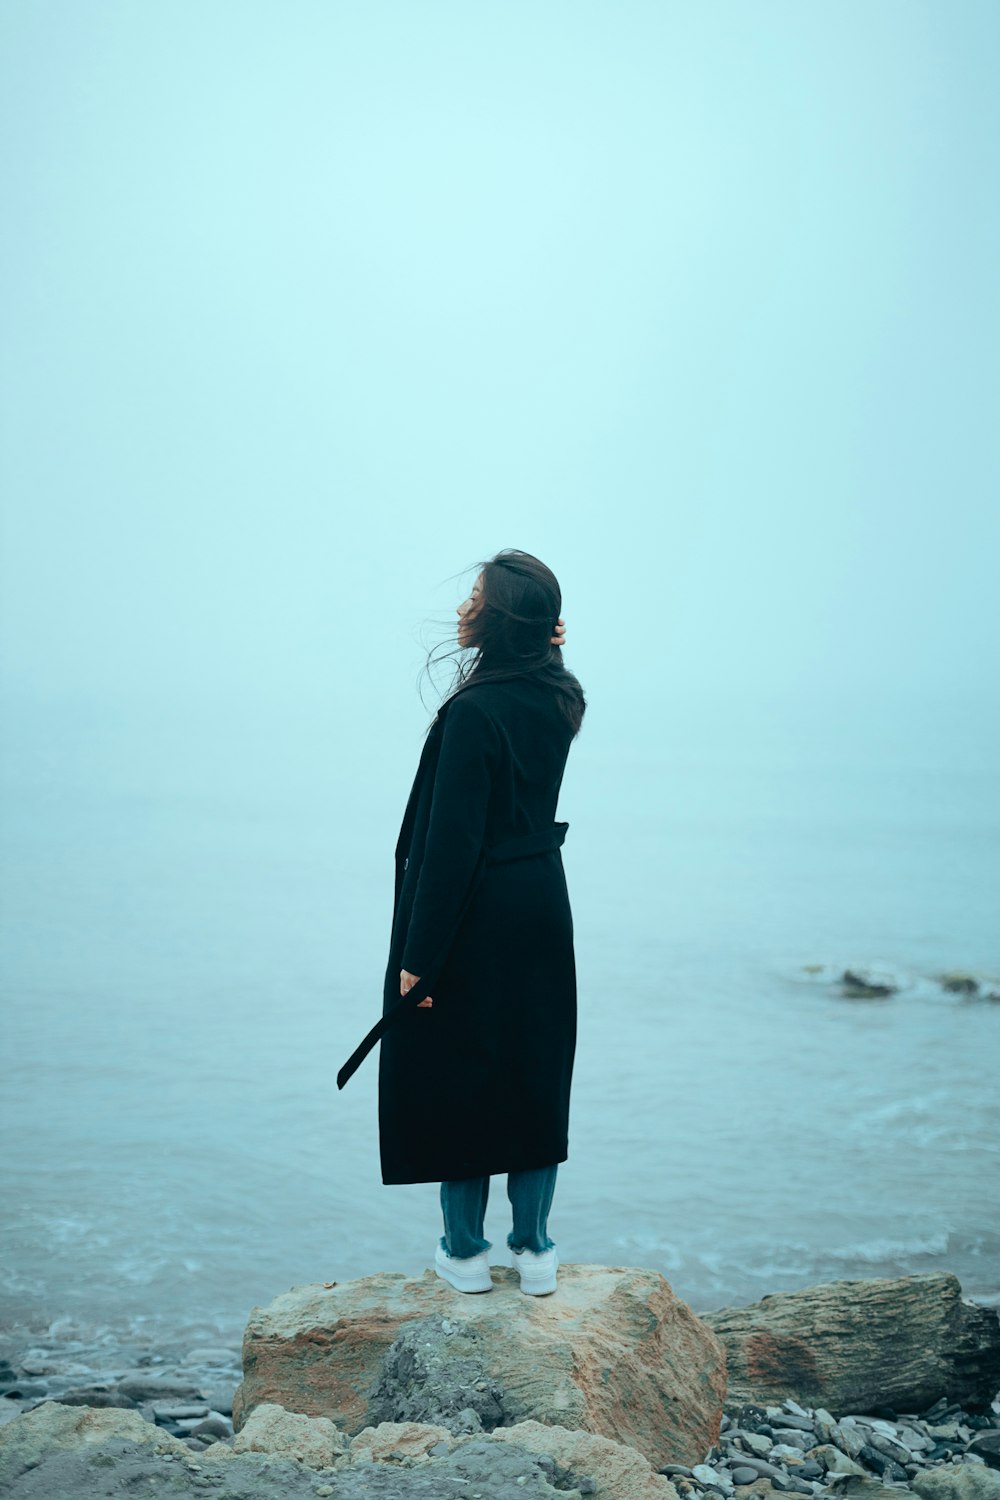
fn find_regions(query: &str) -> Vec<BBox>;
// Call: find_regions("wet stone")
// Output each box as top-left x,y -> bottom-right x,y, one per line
735,1405 -> 771,1435
694,1463 -> 732,1488
51,1389 -> 137,1409
860,1444 -> 910,1481
867,1430 -> 915,1466
769,1473 -> 814,1495
150,1402 -> 210,1421
969,1433 -> 1000,1469
116,1379 -> 206,1404
189,1416 -> 232,1440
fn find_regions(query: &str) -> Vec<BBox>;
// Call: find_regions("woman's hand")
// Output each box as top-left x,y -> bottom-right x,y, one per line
550,616 -> 566,648
401,969 -> 432,1007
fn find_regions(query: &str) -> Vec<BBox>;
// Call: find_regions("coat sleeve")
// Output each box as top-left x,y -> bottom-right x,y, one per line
399,695 -> 501,978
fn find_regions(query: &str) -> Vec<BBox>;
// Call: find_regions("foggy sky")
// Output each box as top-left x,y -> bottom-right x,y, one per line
2,2 -> 998,755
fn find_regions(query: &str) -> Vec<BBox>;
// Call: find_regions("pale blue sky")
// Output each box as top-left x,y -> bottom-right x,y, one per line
1,2 -> 998,753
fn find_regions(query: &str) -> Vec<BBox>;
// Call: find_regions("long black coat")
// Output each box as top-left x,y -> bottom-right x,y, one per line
369,675 -> 578,1185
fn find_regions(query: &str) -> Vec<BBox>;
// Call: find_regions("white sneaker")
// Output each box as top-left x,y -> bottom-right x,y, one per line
510,1243 -> 559,1295
434,1242 -> 493,1293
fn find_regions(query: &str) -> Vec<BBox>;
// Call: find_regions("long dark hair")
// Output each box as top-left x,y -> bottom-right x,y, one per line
421,548 -> 587,738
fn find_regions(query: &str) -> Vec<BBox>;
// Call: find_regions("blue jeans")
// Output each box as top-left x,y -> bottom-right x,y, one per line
439,1164 -> 558,1259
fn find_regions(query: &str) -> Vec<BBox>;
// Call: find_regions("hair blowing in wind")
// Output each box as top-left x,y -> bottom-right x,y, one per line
423,548 -> 587,738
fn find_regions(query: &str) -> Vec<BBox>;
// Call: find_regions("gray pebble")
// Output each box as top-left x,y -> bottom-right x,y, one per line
51,1389 -> 137,1409
1,1382 -> 48,1400
694,1464 -> 729,1488
768,1474 -> 814,1495
150,1401 -> 210,1420
866,1430 -> 914,1466
900,1425 -> 936,1453
771,1444 -> 806,1461
731,1433 -> 774,1458
859,1443 -> 909,1481
199,1383 -> 236,1416
179,1346 -> 241,1367
717,1455 -> 787,1481
783,1401 -> 812,1419
833,1423 -> 868,1461
190,1415 -> 232,1439
117,1378 -> 205,1403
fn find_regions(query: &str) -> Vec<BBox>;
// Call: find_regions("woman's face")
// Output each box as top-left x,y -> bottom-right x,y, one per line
457,572 -> 484,647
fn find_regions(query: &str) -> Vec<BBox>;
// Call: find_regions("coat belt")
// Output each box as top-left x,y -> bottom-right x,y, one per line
336,821 -> 568,1090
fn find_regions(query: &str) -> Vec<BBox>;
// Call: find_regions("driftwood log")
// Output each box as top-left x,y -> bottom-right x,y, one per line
699,1272 -> 1000,1416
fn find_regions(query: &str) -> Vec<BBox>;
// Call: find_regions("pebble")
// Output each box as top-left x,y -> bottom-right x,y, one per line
118,1379 -> 209,1403
200,1384 -> 236,1416
52,1388 -> 138,1408
741,1433 -> 775,1457
833,1423 -> 868,1460
150,1402 -> 210,1420
189,1415 -> 232,1440
694,1463 -> 731,1489
178,1346 -> 241,1368
769,1473 -> 814,1494
1,1382 -> 48,1400
810,1445 -> 867,1476
867,1431 -> 914,1466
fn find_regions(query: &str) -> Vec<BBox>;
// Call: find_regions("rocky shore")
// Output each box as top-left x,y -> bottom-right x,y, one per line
1,1267 -> 998,1498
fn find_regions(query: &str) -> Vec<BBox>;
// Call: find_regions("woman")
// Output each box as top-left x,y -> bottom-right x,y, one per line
338,549 -> 586,1297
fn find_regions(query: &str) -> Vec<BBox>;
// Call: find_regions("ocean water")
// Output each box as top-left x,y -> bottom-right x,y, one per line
1,686 -> 998,1348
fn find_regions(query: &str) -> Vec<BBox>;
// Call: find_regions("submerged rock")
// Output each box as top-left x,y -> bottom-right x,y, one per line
938,973 -> 980,995
840,968 -> 899,998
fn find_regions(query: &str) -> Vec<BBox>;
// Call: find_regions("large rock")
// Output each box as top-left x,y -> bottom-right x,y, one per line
700,1272 -> 1000,1416
234,1262 -> 725,1469
0,1400 -> 188,1488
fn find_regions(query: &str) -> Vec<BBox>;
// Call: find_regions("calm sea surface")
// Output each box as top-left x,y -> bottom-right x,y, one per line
2,687 -> 998,1347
